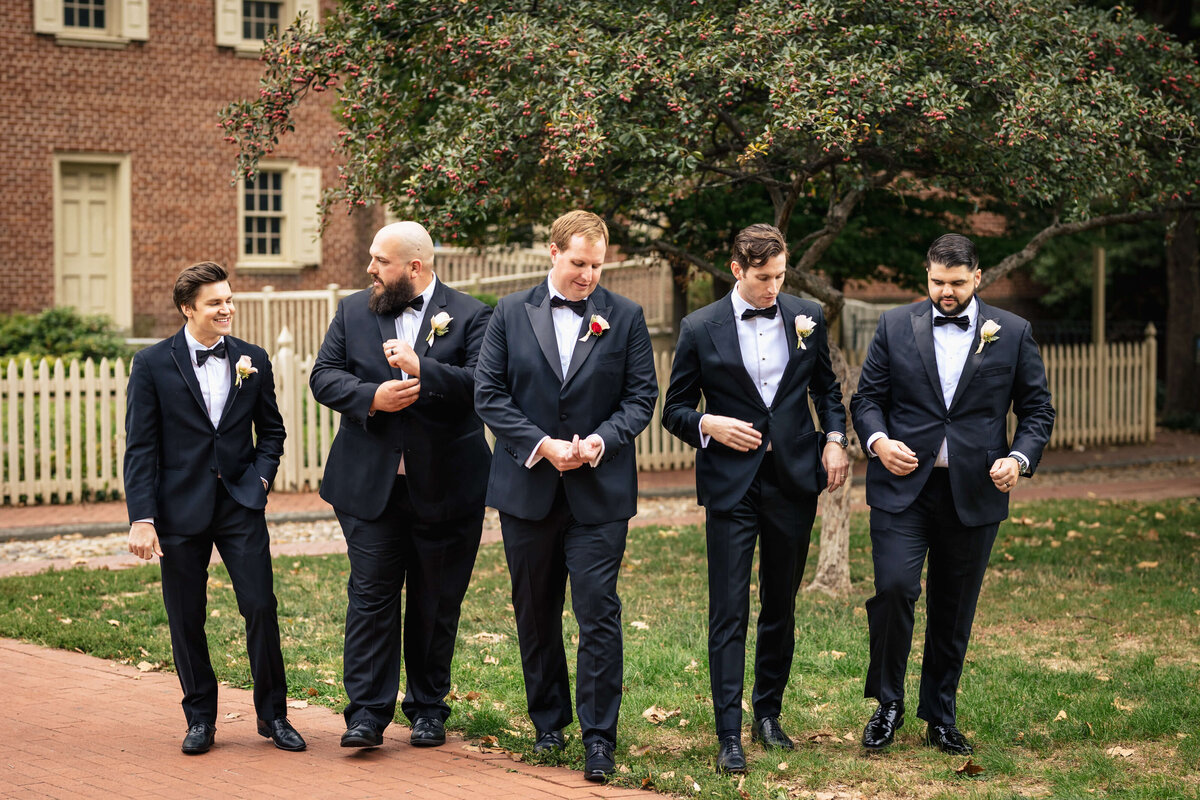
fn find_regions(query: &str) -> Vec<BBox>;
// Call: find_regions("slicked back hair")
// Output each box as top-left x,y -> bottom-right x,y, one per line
732,224 -> 788,271
926,233 -> 979,271
173,261 -> 229,315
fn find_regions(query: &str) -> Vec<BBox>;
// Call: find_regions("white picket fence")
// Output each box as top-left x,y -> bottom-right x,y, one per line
0,327 -> 1159,505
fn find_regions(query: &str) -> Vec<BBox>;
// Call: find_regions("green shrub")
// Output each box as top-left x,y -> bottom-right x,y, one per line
469,292 -> 499,308
0,308 -> 134,364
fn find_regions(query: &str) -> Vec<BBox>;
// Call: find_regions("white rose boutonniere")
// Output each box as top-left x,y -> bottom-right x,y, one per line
235,355 -> 257,387
425,311 -> 453,347
976,319 -> 1001,354
579,314 -> 610,342
794,314 -> 817,350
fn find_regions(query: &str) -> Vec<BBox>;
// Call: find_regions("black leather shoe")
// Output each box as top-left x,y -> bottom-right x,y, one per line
584,739 -> 615,782
716,735 -> 747,774
341,719 -> 383,748
257,717 -> 306,751
181,723 -> 215,754
533,729 -> 565,753
862,700 -> 904,750
925,723 -> 973,755
751,716 -> 795,750
410,716 -> 446,747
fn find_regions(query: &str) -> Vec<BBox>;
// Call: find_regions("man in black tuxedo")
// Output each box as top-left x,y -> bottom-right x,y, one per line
310,221 -> 492,750
474,210 -> 658,781
662,224 -> 849,773
125,261 -> 305,755
851,233 -> 1054,755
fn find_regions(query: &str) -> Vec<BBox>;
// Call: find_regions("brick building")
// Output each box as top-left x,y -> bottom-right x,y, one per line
1,0 -> 382,338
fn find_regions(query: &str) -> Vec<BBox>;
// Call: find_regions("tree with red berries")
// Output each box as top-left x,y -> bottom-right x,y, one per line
223,0 -> 1199,593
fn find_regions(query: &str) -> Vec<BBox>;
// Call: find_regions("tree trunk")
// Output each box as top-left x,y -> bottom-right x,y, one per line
1164,209 -> 1200,419
805,345 -> 860,596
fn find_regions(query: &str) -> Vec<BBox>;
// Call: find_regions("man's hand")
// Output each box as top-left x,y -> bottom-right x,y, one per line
822,442 -> 850,492
573,434 -> 604,466
382,338 -> 420,377
700,415 -> 763,452
874,438 -> 919,477
371,378 -> 420,413
128,521 -> 163,561
537,438 -> 588,472
989,456 -> 1020,493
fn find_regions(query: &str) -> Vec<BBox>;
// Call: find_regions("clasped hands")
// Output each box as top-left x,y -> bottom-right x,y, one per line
538,434 -> 604,472
373,339 -> 422,413
873,437 -> 1020,492
700,414 -> 849,492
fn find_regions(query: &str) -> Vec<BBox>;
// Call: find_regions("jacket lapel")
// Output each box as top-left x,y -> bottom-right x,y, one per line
218,337 -> 241,425
416,279 -> 448,358
525,284 -> 563,382
706,294 -> 766,409
948,300 -> 988,413
773,296 -> 803,405
170,328 -> 209,420
563,293 -> 608,387
375,310 -> 406,380
910,304 -> 947,406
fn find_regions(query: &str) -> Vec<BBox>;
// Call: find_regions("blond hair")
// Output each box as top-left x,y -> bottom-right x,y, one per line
550,210 -> 609,250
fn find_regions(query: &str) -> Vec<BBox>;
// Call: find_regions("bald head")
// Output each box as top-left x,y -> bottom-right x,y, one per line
367,221 -> 437,313
375,221 -> 435,269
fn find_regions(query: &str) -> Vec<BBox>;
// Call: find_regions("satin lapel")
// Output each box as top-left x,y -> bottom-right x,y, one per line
705,296 -> 766,409
170,329 -> 209,420
416,282 -> 447,358
774,296 -> 803,402
563,296 -> 609,387
218,337 -> 240,425
910,305 -> 946,405
525,286 -> 562,382
948,302 -> 988,413
375,311 -> 406,380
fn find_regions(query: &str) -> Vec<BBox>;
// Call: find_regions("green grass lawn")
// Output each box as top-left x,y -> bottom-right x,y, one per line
1,497 -> 1197,799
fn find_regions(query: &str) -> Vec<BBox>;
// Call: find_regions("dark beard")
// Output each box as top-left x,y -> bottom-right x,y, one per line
368,274 -> 415,316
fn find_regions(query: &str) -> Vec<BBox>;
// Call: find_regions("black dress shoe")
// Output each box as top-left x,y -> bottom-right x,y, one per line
716,735 -> 747,774
341,719 -> 383,748
751,716 -> 795,750
925,723 -> 973,755
257,717 -> 306,751
181,722 -> 215,754
862,700 -> 904,750
584,739 -> 615,782
533,729 -> 565,753
410,716 -> 446,747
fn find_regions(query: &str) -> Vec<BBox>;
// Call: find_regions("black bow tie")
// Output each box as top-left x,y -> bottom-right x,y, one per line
195,341 -> 227,366
397,295 -> 425,314
934,315 -> 970,330
741,305 -> 778,320
551,296 -> 587,316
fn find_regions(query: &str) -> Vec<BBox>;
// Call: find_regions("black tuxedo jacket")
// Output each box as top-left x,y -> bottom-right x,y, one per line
124,328 -> 285,535
662,292 -> 845,512
310,280 -> 492,522
851,299 -> 1055,527
474,282 -> 659,525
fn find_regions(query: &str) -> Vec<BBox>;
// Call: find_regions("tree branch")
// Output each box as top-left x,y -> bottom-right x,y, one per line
641,240 -> 728,284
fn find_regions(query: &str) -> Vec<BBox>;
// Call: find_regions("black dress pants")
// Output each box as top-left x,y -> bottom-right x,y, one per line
500,483 -> 628,746
705,453 -> 818,738
864,468 -> 999,725
158,483 -> 287,727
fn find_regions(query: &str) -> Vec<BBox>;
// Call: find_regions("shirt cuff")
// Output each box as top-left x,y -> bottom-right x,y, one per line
1008,450 -> 1031,474
134,518 -> 154,526
525,435 -> 551,469
698,414 -> 712,449
866,431 -> 887,457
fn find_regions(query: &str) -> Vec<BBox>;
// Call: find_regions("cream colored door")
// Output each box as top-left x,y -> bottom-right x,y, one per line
58,164 -> 117,319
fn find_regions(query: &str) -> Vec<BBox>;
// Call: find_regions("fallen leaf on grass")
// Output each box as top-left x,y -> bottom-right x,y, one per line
618,764 -> 632,774
483,655 -> 500,665
642,705 -> 680,724
136,661 -> 154,672
684,774 -> 700,792
1106,745 -> 1135,758
1136,561 -> 1159,569
58,617 -> 72,625
286,699 -> 308,709
1154,511 -> 1166,520
660,771 -> 675,779
210,609 -> 221,618
956,758 -> 985,776
1054,710 -> 1068,722
470,632 -> 505,643
306,687 -> 319,697
777,761 -> 788,770
630,620 -> 650,630
1066,530 -> 1083,540
629,743 -> 653,756
106,619 -> 121,627
1112,697 -> 1134,712
842,732 -> 856,741
465,691 -> 481,701
808,730 -> 839,744
1095,673 -> 1111,682
684,659 -> 698,672
509,751 -> 524,762
319,678 -> 338,686
658,529 -> 679,538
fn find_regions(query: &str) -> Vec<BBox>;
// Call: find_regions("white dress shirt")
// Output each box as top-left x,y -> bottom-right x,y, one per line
184,327 -> 230,429
391,276 -> 438,475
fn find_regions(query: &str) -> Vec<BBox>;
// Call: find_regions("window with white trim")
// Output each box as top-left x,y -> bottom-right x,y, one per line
214,0 -> 318,56
33,0 -> 148,45
237,162 -> 322,273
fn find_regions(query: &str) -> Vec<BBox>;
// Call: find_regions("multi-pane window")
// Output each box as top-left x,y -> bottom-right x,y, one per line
243,171 -> 284,258
63,0 -> 106,29
242,0 -> 281,41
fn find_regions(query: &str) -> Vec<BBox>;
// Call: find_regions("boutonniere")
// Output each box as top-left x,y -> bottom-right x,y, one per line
794,314 -> 816,350
235,355 -> 257,387
579,314 -> 610,342
976,319 -> 1001,354
425,311 -> 453,347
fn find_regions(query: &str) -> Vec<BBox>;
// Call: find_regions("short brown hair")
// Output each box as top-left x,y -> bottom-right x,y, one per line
732,224 -> 788,271
550,210 -> 609,250
173,261 -> 229,315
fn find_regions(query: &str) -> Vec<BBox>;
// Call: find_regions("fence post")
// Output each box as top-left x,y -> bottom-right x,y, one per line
275,326 -> 297,491
261,286 -> 275,356
1145,322 -> 1157,442
326,283 -> 340,326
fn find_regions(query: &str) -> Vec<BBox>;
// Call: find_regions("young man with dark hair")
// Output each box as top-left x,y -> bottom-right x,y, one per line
852,233 -> 1054,755
663,223 -> 849,773
125,261 -> 304,755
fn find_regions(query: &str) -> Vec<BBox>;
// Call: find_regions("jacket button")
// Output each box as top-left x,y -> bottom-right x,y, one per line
214,433 -> 221,439
560,413 -> 568,420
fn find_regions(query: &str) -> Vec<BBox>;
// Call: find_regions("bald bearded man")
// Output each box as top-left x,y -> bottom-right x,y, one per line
310,221 -> 493,749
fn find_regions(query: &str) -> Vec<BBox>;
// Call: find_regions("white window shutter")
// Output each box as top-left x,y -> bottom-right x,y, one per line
292,0 -> 320,28
33,0 -> 62,34
214,0 -> 241,46
291,166 -> 322,266
122,0 -> 149,40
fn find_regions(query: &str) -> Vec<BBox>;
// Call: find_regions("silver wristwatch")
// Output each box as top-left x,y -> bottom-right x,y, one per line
826,432 -> 848,449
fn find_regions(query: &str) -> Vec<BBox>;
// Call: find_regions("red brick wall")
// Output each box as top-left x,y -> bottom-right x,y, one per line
0,0 -> 382,337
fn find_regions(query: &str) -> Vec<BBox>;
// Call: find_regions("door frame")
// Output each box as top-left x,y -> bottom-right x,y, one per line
52,152 -> 132,330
